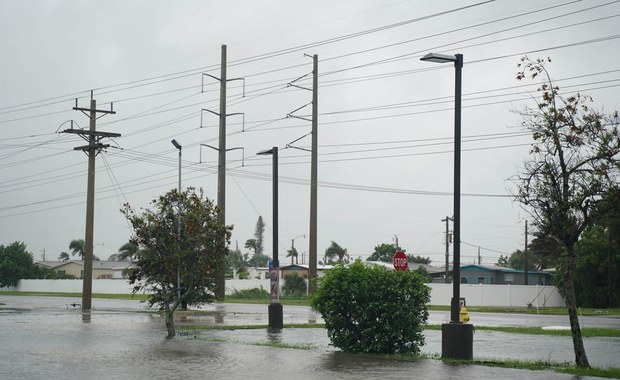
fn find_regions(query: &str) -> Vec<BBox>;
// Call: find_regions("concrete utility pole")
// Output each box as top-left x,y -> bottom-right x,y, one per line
442,216 -> 453,284
62,95 -> 118,311
216,44 -> 227,301
524,220 -> 528,285
308,54 -> 319,293
201,45 -> 245,301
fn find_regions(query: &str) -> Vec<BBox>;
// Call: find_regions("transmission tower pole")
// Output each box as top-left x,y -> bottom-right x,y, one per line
216,44 -> 228,301
62,95 -> 118,311
308,54 -> 319,293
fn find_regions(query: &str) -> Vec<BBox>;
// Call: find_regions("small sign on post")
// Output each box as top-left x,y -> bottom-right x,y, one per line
393,250 -> 408,271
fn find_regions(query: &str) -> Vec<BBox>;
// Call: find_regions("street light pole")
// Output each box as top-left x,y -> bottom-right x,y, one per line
257,147 -> 283,329
171,139 -> 182,309
421,52 -> 472,360
291,235 -> 305,265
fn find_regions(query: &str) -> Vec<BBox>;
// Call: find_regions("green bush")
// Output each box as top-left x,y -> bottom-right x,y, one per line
282,273 -> 307,297
310,261 -> 430,354
229,287 -> 269,299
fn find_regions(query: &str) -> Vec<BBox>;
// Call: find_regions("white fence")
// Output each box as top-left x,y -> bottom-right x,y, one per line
2,279 -> 565,307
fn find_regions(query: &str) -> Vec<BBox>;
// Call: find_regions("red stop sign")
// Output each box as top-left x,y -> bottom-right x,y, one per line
393,251 -> 408,271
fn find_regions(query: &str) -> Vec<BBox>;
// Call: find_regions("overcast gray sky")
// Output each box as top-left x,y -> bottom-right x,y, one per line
1,0 -> 619,266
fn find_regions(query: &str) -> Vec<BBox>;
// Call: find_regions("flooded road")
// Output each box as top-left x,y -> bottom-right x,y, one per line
1,295 -> 618,379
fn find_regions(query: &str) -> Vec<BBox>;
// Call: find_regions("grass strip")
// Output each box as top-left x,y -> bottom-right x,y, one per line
181,323 -> 619,338
423,324 -> 620,337
450,358 -> 620,379
0,291 -> 150,300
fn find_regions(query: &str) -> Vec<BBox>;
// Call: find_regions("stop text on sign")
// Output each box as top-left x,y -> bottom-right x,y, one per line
393,250 -> 408,271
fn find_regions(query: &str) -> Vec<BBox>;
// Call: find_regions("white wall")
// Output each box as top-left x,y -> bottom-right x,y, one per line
2,279 -> 565,307
429,283 -> 564,307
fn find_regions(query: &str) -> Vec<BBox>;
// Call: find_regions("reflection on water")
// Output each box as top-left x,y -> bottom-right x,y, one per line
81,310 -> 91,323
266,328 -> 283,345
214,304 -> 225,324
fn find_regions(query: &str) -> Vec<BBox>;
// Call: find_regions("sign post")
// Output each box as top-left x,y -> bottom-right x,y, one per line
393,251 -> 408,271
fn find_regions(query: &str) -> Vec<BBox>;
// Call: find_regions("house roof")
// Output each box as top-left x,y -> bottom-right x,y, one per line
280,264 -> 333,271
36,260 -> 132,270
461,264 -> 551,276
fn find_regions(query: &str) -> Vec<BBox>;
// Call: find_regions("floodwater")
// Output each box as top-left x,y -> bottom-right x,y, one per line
1,295 -> 618,379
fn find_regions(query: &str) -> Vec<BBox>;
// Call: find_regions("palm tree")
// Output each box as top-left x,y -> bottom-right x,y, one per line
244,238 -> 257,254
58,252 -> 70,262
286,247 -> 298,265
324,241 -> 349,264
69,239 -> 85,260
118,241 -> 139,261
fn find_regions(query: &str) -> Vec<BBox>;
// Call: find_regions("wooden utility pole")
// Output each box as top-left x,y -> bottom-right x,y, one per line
63,95 -> 118,310
308,54 -> 319,293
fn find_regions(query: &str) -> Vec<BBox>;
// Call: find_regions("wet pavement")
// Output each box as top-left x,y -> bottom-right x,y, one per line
1,295 -> 619,379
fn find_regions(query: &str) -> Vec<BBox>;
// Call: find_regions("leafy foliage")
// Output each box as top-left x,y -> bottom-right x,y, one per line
228,287 -> 269,299
366,243 -> 400,262
311,261 -> 430,354
568,225 -> 619,308
407,255 -> 431,264
497,249 -> 540,271
0,242 -> 71,285
282,273 -> 307,297
248,252 -> 270,267
122,188 -> 231,337
0,242 -> 35,287
227,249 -> 249,279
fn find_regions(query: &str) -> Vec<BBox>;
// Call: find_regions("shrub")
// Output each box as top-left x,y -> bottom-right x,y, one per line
282,273 -> 307,297
229,287 -> 269,299
310,261 -> 430,354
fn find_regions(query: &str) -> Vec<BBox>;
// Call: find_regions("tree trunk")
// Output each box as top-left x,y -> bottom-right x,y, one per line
165,308 -> 176,338
564,247 -> 590,368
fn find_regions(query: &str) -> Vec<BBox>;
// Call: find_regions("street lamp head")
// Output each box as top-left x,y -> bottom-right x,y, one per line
171,139 -> 182,150
257,147 -> 276,156
420,52 -> 457,64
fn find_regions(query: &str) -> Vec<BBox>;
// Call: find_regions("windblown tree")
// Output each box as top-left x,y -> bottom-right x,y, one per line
513,57 -> 620,368
69,239 -> 85,260
323,241 -> 350,264
122,187 -> 232,338
117,241 -> 139,261
286,246 -> 299,265
58,252 -> 70,262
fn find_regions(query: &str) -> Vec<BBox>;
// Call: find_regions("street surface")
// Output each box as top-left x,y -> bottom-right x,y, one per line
1,295 -> 618,379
